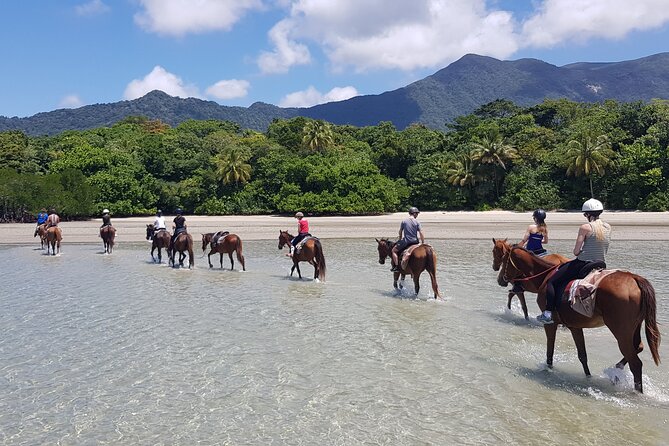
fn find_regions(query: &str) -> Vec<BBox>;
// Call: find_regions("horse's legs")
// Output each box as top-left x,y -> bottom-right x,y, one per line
616,325 -> 644,370
393,272 -> 401,290
412,271 -> 421,295
295,262 -> 302,279
544,324 -> 558,368
616,335 -> 644,392
207,251 -> 213,268
568,327 -> 591,376
228,252 -> 234,271
518,292 -> 529,320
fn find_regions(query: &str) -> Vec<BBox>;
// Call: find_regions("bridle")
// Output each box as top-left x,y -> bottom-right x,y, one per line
501,246 -> 559,284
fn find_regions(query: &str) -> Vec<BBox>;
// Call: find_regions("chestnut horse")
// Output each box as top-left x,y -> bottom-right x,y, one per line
201,232 -> 246,271
146,224 -> 171,263
278,230 -> 326,281
45,226 -> 62,255
100,225 -> 116,254
170,232 -> 194,269
496,243 -> 660,393
376,238 -> 440,299
492,238 -> 568,319
34,223 -> 47,249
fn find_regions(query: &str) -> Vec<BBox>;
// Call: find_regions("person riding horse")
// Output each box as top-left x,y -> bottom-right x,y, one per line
537,198 -> 611,324
170,208 -> 187,248
391,206 -> 425,272
287,212 -> 310,257
45,208 -> 60,228
34,208 -> 48,235
100,209 -> 112,230
152,209 -> 166,238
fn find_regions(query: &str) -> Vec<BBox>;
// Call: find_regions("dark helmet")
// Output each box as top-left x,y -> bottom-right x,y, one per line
408,206 -> 420,215
532,209 -> 546,222
175,208 -> 183,215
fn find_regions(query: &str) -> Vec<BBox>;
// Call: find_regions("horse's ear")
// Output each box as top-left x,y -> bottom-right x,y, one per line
375,238 -> 379,243
503,238 -> 507,243
492,238 -> 496,243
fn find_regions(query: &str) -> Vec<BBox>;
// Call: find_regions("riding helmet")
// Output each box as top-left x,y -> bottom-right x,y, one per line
102,208 -> 110,214
176,208 -> 183,215
295,211 -> 304,218
532,209 -> 546,222
408,206 -> 420,215
582,198 -> 604,212
156,209 -> 162,215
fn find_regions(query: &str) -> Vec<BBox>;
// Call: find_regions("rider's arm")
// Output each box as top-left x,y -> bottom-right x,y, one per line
418,229 -> 425,244
573,224 -> 590,256
543,228 -> 549,244
519,225 -> 532,247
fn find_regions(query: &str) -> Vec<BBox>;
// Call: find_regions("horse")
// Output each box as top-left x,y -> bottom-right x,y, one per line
278,230 -> 326,281
45,226 -> 62,255
497,244 -> 661,393
100,225 -> 116,254
170,232 -> 194,269
492,238 -> 568,319
201,232 -> 246,271
146,224 -> 171,263
376,238 -> 441,299
34,223 -> 47,249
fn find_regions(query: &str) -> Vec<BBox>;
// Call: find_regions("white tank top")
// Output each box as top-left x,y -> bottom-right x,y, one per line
577,221 -> 611,262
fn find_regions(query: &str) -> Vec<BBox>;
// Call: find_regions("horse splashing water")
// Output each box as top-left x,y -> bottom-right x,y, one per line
496,243 -> 661,393
146,224 -> 171,263
278,230 -> 326,281
376,238 -> 440,299
100,225 -> 116,254
201,232 -> 246,271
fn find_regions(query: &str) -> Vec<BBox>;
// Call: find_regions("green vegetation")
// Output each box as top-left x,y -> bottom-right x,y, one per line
1,98 -> 669,221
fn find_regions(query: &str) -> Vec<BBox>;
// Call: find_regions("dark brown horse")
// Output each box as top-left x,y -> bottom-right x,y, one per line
278,230 -> 326,281
146,224 -> 171,263
496,243 -> 661,392
100,225 -> 116,254
34,223 -> 47,249
492,238 -> 568,319
45,226 -> 62,255
201,232 -> 246,270
376,238 -> 441,299
170,232 -> 194,269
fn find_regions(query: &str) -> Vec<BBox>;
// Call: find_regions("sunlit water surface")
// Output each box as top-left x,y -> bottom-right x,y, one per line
1,239 -> 668,445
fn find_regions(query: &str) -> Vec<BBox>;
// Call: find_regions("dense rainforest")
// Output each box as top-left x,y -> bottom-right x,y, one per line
1,98 -> 668,221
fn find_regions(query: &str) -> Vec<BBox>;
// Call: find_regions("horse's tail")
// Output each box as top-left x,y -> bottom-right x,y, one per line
635,275 -> 661,366
235,237 -> 245,269
315,239 -> 326,281
425,246 -> 440,299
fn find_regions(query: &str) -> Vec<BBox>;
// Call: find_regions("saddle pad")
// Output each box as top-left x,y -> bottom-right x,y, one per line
212,231 -> 230,246
296,236 -> 317,253
400,243 -> 431,271
565,269 -> 620,317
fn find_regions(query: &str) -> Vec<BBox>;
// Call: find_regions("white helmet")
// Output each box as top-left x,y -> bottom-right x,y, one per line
582,198 -> 603,212
102,208 -> 110,214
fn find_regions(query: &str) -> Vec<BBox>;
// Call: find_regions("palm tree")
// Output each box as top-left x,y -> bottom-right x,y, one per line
565,133 -> 615,197
471,131 -> 518,199
444,151 -> 480,188
302,120 -> 335,152
215,148 -> 251,185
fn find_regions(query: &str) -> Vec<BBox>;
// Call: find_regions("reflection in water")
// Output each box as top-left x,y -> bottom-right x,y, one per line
0,239 -> 667,444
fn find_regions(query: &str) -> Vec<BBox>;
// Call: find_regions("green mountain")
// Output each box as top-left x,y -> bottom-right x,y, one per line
3,52 -> 669,135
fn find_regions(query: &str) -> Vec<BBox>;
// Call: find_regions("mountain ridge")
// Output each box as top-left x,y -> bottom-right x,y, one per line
2,52 -> 669,135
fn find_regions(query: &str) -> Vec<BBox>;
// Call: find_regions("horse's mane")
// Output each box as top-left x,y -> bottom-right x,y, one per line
510,246 -> 554,268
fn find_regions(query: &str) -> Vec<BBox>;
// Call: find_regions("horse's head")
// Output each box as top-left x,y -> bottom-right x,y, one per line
146,224 -> 155,240
492,238 -> 510,271
375,238 -> 394,264
278,230 -> 292,249
201,233 -> 213,252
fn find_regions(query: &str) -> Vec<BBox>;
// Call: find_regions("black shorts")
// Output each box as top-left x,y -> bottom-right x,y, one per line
395,239 -> 418,252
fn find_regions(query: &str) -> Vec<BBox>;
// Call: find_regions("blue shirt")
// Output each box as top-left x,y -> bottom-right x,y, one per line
400,217 -> 421,243
37,212 -> 48,224
526,232 -> 544,251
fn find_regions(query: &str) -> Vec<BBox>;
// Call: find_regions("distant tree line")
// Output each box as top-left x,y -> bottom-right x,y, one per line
1,98 -> 668,221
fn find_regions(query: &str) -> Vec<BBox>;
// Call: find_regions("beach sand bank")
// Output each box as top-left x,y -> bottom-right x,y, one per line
2,211 -> 668,245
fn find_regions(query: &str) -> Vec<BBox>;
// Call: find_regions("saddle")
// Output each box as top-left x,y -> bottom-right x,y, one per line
295,234 -> 315,254
560,261 -> 614,318
211,231 -> 230,247
400,243 -> 430,271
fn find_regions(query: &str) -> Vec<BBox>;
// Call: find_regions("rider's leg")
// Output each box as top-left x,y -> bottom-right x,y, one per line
391,246 -> 399,270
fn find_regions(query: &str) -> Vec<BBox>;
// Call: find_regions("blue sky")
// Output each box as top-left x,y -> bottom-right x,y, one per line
2,0 -> 669,118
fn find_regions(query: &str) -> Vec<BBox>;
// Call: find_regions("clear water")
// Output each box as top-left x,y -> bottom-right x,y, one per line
1,239 -> 668,445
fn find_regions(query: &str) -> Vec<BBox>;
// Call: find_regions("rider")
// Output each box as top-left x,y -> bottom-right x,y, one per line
391,206 -> 425,272
171,208 -> 187,247
45,208 -> 60,228
100,209 -> 112,228
537,198 -> 611,324
520,209 -> 548,256
288,212 -> 310,257
34,208 -> 48,236
153,209 -> 166,237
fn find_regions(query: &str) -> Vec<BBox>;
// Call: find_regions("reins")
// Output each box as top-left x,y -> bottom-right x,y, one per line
502,247 -> 560,284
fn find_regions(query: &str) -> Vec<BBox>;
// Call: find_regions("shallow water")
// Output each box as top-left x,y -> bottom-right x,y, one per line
1,239 -> 668,445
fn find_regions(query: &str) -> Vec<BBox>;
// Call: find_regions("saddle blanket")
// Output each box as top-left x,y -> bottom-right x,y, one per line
566,269 -> 620,317
400,243 -> 431,271
211,231 -> 230,247
296,236 -> 317,254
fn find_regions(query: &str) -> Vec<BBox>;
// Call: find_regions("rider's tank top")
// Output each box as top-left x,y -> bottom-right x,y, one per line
526,232 -> 544,251
577,221 -> 611,262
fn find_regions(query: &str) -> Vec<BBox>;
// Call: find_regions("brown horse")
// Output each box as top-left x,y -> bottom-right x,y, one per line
376,238 -> 441,299
34,223 -> 47,249
170,232 -> 194,269
45,226 -> 62,255
100,225 -> 116,254
278,230 -> 326,281
497,244 -> 661,393
146,224 -> 171,263
201,232 -> 246,271
492,238 -> 568,319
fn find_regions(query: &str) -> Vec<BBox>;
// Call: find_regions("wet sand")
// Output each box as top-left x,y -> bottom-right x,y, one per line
2,211 -> 668,245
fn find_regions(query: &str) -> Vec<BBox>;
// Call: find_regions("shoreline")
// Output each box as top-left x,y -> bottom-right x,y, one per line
2,211 -> 668,245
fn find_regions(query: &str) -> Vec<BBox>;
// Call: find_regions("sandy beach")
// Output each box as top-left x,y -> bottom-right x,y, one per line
2,211 -> 667,245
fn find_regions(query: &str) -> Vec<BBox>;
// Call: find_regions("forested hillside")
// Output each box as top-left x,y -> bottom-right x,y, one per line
1,98 -> 668,221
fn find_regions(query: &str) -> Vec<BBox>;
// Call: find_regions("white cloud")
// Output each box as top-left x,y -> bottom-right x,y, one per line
134,0 -> 264,36
206,79 -> 250,100
279,85 -> 358,107
75,0 -> 110,16
521,0 -> 669,47
257,19 -> 311,73
123,66 -> 201,100
259,0 -> 519,72
59,95 -> 84,109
